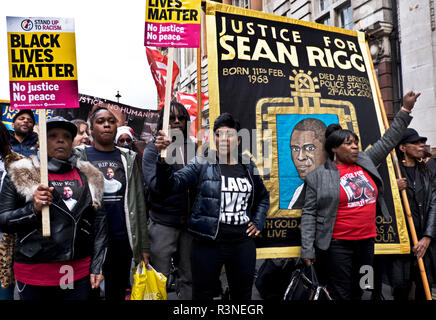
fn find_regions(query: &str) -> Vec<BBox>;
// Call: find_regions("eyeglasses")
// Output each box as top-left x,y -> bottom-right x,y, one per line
119,138 -> 132,144
169,115 -> 186,122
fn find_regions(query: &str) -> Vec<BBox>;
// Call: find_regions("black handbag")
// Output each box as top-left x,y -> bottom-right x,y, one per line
255,258 -> 297,300
283,263 -> 332,300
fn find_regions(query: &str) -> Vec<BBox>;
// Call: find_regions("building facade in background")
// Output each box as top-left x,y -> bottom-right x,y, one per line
175,0 -> 436,151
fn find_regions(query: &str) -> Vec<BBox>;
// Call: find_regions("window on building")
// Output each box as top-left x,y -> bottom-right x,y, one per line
320,0 -> 330,12
232,0 -> 249,9
180,48 -> 195,80
338,5 -> 353,30
317,15 -> 331,26
180,49 -> 186,78
186,48 -> 194,70
313,1 -> 353,30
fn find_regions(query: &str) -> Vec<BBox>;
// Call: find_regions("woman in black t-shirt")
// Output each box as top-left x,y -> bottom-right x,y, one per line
155,113 -> 269,300
74,107 -> 150,301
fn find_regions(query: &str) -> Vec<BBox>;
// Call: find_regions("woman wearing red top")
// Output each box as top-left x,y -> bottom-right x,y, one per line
300,91 -> 420,300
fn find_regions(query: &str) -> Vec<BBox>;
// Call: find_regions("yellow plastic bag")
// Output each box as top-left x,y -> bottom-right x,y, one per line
131,262 -> 167,300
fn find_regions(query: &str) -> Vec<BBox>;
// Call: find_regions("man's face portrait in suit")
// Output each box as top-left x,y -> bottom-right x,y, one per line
290,118 -> 328,181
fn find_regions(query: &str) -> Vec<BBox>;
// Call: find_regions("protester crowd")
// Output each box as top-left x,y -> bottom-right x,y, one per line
0,90 -> 435,301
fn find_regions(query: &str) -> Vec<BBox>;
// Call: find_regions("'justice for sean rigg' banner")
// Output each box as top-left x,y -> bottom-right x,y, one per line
145,0 -> 201,48
206,2 -> 410,259
7,17 -> 79,109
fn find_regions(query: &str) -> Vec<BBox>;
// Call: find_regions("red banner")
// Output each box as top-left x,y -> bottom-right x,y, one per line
146,47 -> 179,103
176,91 -> 208,138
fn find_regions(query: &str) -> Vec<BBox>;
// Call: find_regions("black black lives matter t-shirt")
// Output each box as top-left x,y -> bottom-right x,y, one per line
86,147 -> 128,240
48,168 -> 83,213
219,164 -> 252,226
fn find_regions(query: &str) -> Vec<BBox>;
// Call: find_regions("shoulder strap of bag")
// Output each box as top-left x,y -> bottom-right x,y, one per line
301,264 -> 319,287
309,265 -> 319,286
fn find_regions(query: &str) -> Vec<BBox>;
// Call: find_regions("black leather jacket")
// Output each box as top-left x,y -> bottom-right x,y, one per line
389,163 -> 436,285
0,156 -> 108,275
400,164 -> 436,241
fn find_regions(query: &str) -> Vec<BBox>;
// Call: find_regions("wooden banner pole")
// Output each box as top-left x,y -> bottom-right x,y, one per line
38,109 -> 50,237
196,44 -> 202,149
365,41 -> 432,300
161,47 -> 175,159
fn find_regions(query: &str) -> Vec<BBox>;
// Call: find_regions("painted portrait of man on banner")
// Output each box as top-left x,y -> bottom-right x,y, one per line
276,114 -> 337,210
206,2 -> 411,258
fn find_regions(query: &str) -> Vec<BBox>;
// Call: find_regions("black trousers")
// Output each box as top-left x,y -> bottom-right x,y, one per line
17,276 -> 90,300
315,238 -> 375,300
103,237 -> 133,301
191,237 -> 256,300
390,254 -> 428,301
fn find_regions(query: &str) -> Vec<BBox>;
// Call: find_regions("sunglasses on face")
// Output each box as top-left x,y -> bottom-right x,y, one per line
119,138 -> 132,144
169,115 -> 186,122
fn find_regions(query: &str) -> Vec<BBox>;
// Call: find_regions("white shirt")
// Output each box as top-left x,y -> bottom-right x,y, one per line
104,178 -> 122,194
288,183 -> 304,209
63,198 -> 78,211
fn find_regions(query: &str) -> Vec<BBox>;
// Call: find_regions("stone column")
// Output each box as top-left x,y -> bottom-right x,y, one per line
367,22 -> 395,122
251,0 -> 262,11
399,0 -> 436,147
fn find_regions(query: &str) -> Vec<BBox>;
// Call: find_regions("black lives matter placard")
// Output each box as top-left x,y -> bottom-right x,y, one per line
206,2 -> 410,258
7,17 -> 79,109
145,0 -> 201,47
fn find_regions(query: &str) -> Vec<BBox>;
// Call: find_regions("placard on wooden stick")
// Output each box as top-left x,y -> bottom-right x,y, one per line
161,48 -> 175,158
38,110 -> 50,236
7,16 -> 79,237
144,0 -> 201,158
